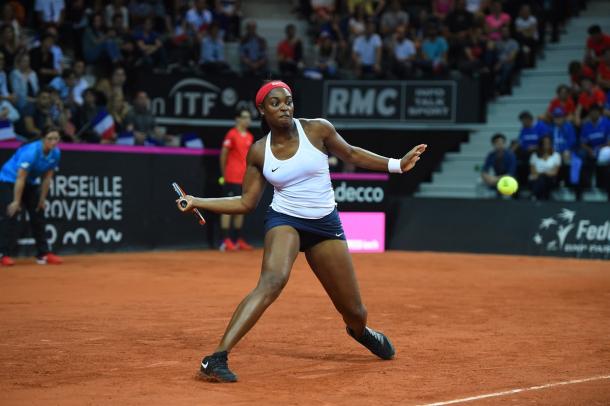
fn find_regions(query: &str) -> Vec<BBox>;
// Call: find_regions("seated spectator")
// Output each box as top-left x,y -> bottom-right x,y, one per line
549,107 -> 577,193
105,0 -> 129,30
1,3 -> 23,41
348,4 -> 367,41
485,0 -> 510,42
45,26 -> 64,73
9,53 -> 39,111
72,60 -> 90,106
568,60 -> 595,93
493,26 -> 518,95
547,84 -> 576,122
445,0 -> 474,39
199,23 -> 231,75
576,76 -> 606,120
579,104 -> 610,190
0,51 -> 16,106
0,24 -> 25,74
481,132 -> 517,193
352,20 -> 382,78
109,13 -> 137,69
585,24 -> 610,66
107,91 -> 130,135
125,91 -> 158,145
35,0 -> 65,28
29,32 -> 59,86
346,0 -> 385,19
82,13 -> 122,65
514,4 -> 538,68
416,23 -> 448,76
457,26 -> 492,76
529,136 -> 561,200
597,48 -> 610,91
20,87 -> 65,139
214,0 -> 241,41
239,21 -> 268,77
277,24 -> 303,77
513,110 -> 550,174
186,0 -> 213,41
73,88 -> 102,143
432,0 -> 454,21
319,14 -> 348,65
313,32 -> 338,78
96,66 -> 128,105
380,0 -> 409,38
134,17 -> 167,70
0,98 -> 20,141
49,68 -> 76,107
389,25 -> 416,79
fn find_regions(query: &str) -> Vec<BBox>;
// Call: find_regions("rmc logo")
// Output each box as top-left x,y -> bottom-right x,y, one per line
150,78 -> 251,117
324,82 -> 400,119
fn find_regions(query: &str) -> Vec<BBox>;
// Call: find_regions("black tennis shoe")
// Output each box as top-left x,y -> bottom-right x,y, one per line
199,351 -> 238,382
347,326 -> 396,360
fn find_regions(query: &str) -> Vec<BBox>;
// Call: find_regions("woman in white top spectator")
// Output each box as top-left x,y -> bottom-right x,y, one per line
515,4 -> 538,67
348,4 -> 367,41
9,53 -> 39,111
529,136 -> 561,200
105,0 -> 129,29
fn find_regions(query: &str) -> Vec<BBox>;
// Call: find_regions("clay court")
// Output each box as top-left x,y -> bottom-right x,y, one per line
1,251 -> 609,405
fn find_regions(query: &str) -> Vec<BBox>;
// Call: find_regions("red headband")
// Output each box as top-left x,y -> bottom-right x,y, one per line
255,81 -> 292,106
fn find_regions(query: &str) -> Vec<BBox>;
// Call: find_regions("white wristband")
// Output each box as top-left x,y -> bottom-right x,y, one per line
388,158 -> 402,174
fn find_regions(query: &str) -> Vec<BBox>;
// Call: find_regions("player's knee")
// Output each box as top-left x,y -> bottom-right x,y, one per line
258,273 -> 289,299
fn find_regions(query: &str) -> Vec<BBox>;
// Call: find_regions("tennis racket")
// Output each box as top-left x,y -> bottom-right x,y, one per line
172,182 -> 206,225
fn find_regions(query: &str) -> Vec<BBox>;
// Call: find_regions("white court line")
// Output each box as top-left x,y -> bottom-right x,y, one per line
418,374 -> 610,406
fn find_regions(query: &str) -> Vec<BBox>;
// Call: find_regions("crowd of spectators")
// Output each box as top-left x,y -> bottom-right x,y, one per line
483,24 -> 610,201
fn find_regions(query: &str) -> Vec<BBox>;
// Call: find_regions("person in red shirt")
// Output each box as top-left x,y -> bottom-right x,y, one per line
576,76 -> 607,121
597,48 -> 610,91
277,24 -> 303,76
586,25 -> 610,65
547,84 -> 576,122
568,60 -> 595,92
218,109 -> 254,251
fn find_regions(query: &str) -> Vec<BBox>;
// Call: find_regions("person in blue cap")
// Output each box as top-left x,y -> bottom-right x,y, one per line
0,126 -> 63,266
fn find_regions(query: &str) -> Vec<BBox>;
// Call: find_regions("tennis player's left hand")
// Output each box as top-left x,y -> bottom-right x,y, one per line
401,144 -> 427,172
176,195 -> 194,212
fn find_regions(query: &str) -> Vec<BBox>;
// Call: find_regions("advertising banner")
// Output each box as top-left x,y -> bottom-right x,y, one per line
339,212 -> 385,253
331,173 -> 388,211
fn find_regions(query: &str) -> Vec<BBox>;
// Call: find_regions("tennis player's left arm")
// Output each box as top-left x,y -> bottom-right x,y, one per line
37,170 -> 54,211
320,119 -> 427,173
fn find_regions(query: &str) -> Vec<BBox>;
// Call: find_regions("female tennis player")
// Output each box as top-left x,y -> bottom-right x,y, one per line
0,126 -> 63,266
177,81 -> 426,382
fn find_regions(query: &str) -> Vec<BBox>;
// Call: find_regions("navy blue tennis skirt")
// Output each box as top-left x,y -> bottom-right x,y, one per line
264,207 -> 346,251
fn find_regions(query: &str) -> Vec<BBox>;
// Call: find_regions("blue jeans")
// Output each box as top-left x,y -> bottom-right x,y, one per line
85,40 -> 121,63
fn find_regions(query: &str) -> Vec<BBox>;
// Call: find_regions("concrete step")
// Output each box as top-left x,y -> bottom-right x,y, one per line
419,183 -> 478,194
495,96 -> 551,104
521,69 -> 567,77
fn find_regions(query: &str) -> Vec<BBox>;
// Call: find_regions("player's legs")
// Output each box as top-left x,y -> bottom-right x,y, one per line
304,239 -> 367,335
215,225 -> 300,352
0,182 -> 19,259
233,214 -> 244,229
305,239 -> 395,359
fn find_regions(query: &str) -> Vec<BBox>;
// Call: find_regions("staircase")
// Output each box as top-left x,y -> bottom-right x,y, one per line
416,0 -> 610,201
225,0 -> 313,74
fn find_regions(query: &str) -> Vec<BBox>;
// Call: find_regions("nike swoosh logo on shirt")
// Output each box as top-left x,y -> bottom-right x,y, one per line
271,167 -> 279,172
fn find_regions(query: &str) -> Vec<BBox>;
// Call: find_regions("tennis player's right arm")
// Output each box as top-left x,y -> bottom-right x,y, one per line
181,145 -> 266,214
7,169 -> 27,216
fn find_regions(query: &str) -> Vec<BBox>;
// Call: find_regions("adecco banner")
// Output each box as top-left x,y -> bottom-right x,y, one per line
322,80 -> 458,123
330,173 -> 388,211
390,198 -> 610,259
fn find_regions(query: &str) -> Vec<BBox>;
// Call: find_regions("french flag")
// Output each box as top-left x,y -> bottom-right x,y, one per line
92,109 -> 115,141
0,119 -> 15,141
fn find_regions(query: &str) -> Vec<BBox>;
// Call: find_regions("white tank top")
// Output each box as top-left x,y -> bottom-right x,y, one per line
263,118 -> 336,219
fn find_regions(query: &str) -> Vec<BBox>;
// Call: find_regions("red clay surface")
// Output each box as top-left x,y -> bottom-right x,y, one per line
1,251 -> 609,405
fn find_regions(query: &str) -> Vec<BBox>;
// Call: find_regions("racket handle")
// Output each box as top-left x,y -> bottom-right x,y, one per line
179,200 -> 188,208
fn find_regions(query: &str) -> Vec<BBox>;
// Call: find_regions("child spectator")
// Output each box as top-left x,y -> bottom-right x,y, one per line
529,136 -> 561,200
277,24 -> 303,77
239,21 -> 268,77
352,20 -> 382,78
481,133 -> 517,192
485,0 -> 510,42
585,24 -> 610,66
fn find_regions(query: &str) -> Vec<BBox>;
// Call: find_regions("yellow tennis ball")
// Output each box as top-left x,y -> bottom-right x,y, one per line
497,176 -> 518,196
218,176 -> 225,186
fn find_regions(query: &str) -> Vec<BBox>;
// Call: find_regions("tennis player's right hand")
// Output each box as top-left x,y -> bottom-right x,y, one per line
7,201 -> 21,217
176,195 -> 195,212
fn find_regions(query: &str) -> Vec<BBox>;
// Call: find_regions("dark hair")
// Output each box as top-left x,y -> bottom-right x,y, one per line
589,104 -> 602,113
235,107 -> 250,118
536,136 -> 554,158
518,111 -> 533,121
588,25 -> 602,35
491,133 -> 506,143
61,68 -> 75,79
43,125 -> 61,137
568,60 -> 582,75
40,32 -> 55,43
555,84 -> 569,94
